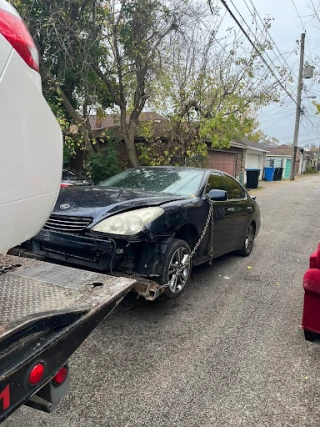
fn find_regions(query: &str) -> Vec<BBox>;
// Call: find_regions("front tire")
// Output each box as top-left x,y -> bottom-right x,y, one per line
238,223 -> 255,257
159,239 -> 192,299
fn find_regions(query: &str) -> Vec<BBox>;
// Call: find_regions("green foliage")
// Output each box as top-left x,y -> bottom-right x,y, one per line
85,142 -> 123,184
11,0 -> 283,169
304,166 -> 319,174
13,0 -> 115,164
63,140 -> 77,165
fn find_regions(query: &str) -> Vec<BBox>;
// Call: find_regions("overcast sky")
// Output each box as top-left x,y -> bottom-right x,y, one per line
219,0 -> 320,147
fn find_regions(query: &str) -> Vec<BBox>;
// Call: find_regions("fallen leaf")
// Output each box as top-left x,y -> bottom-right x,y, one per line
276,283 -> 281,286
247,266 -> 252,269
304,376 -> 309,380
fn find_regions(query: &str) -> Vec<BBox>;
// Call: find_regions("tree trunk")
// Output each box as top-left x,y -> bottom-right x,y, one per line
123,125 -> 140,167
39,57 -> 96,154
120,109 -> 140,167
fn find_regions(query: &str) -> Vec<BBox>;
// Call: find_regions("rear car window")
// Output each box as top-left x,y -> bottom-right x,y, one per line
223,175 -> 245,199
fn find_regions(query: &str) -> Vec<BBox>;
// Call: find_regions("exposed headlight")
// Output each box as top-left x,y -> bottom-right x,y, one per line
91,207 -> 164,236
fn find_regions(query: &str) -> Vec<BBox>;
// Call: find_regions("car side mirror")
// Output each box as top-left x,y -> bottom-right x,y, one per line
208,189 -> 227,201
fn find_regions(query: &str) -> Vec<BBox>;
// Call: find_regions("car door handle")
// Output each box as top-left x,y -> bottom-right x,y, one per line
227,207 -> 235,212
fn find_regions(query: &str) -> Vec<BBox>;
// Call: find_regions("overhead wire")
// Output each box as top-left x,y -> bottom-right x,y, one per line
219,0 -> 299,107
260,109 -> 296,126
215,0 -> 320,140
242,0 -> 302,104
262,112 -> 296,130
243,0 -> 320,138
244,0 -> 299,82
240,0 -> 320,139
290,0 -> 314,60
242,0 -> 304,108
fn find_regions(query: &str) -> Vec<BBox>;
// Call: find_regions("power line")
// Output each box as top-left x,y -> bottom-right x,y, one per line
301,112 -> 320,137
260,111 -> 296,127
219,0 -> 299,107
229,0 -> 299,102
262,112 -> 296,130
244,0 -> 299,82
237,0 -> 301,100
201,5 -> 274,102
224,0 -> 320,140
278,131 -> 319,139
229,0 -> 297,95
290,0 -> 314,60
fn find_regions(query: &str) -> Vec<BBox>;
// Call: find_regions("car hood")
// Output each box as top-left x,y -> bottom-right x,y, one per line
53,186 -> 187,221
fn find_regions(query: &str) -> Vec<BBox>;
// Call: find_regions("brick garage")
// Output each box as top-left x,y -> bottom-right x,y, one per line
207,141 -> 246,183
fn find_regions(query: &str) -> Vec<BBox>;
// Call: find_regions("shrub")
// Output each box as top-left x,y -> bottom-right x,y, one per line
304,165 -> 319,174
85,142 -> 123,184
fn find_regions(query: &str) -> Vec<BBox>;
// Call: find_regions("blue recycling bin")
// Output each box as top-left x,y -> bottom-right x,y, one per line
264,167 -> 275,182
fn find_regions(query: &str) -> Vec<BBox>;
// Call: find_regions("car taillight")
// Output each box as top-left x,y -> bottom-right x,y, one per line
29,363 -> 45,385
60,183 -> 74,188
0,6 -> 39,71
53,366 -> 68,386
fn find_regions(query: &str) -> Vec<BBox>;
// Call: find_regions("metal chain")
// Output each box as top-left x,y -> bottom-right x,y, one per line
161,196 -> 215,291
208,199 -> 215,264
0,263 -> 20,275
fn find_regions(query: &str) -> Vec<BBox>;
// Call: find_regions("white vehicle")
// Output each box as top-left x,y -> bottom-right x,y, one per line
0,0 -> 62,253
0,2 -> 133,422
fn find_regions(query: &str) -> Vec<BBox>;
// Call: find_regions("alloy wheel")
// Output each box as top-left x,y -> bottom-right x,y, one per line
245,225 -> 255,253
167,247 -> 191,294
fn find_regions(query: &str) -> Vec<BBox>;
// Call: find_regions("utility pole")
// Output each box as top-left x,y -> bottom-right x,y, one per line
290,32 -> 305,180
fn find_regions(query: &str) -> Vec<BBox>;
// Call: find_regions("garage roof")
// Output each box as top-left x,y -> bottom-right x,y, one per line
232,138 -> 270,153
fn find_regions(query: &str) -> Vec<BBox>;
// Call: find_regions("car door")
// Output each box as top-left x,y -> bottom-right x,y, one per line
199,172 -> 230,258
222,174 -> 252,251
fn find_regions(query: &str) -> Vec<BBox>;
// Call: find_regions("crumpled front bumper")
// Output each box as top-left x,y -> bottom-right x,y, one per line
32,230 -> 114,271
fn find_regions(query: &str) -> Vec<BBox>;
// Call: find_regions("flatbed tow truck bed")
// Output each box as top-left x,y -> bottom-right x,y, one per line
0,254 -> 135,422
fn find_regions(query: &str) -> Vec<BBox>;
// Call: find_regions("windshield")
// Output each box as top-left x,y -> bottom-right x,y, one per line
100,169 -> 205,196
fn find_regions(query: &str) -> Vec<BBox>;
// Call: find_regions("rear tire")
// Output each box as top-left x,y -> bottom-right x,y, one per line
158,239 -> 192,299
238,223 -> 255,257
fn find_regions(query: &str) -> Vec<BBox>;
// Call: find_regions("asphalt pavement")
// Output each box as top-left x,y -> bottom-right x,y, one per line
4,174 -> 320,427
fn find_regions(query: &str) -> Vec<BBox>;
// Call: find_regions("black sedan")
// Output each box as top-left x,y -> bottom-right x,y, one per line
31,167 -> 260,299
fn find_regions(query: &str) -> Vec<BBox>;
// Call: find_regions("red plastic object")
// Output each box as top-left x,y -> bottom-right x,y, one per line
309,243 -> 320,269
0,7 -> 39,71
53,366 -> 68,385
29,363 -> 45,385
302,244 -> 320,341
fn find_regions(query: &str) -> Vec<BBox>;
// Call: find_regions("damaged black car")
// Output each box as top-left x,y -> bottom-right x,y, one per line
30,167 -> 260,299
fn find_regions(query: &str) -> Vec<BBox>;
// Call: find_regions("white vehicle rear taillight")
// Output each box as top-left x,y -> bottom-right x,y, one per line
0,3 -> 39,71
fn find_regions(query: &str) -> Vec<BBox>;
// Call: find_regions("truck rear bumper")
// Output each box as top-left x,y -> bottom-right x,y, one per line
0,255 -> 135,422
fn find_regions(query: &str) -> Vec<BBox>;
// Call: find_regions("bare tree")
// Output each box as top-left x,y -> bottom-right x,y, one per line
144,0 -> 288,163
